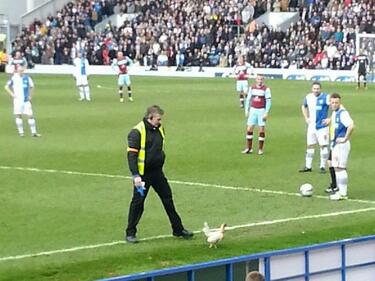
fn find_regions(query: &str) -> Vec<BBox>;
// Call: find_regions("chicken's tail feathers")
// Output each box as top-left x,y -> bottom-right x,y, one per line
202,222 -> 210,237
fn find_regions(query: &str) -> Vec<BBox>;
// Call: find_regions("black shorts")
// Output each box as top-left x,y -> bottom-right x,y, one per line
328,151 -> 332,161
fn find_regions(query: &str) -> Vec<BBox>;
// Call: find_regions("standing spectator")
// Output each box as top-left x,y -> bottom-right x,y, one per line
0,48 -> 8,72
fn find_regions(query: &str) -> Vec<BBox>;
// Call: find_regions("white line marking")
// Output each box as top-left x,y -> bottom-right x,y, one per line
1,165 -> 374,205
1,207 -> 375,262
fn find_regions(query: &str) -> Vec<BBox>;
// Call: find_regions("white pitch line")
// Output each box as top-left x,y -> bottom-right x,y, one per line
1,165 -> 375,205
1,206 -> 375,262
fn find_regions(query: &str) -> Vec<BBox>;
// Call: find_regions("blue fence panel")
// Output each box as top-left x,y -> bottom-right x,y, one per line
98,235 -> 375,281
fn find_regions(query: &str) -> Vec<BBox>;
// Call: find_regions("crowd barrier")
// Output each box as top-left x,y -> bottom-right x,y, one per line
98,235 -> 375,281
16,64 -> 374,83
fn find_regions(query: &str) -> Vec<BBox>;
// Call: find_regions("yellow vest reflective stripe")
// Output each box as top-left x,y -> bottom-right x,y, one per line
131,121 -> 164,176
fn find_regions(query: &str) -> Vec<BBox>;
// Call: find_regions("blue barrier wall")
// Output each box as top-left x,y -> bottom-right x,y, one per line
98,235 -> 375,281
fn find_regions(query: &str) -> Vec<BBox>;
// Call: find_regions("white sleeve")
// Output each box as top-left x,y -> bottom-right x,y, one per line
29,77 -> 34,88
341,111 -> 353,127
85,59 -> 90,76
111,60 -> 118,72
265,87 -> 271,99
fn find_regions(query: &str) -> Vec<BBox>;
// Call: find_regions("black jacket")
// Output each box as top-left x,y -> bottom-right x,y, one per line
127,118 -> 165,176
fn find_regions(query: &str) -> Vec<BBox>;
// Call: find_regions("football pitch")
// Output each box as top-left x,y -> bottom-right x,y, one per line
0,74 -> 374,281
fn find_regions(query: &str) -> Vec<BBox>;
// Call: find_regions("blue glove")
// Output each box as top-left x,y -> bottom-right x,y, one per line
136,186 -> 145,197
135,182 -> 146,197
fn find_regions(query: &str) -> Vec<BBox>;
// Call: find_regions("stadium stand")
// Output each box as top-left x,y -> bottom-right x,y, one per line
11,0 -> 374,69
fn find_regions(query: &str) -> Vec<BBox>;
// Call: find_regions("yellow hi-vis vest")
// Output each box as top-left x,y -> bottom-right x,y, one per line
129,121 -> 165,176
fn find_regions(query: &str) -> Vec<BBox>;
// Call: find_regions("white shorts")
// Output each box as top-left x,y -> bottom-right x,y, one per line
118,74 -> 131,86
248,108 -> 266,127
76,75 -> 88,86
14,100 -> 33,116
307,126 -> 329,146
332,141 -> 351,168
236,80 -> 248,93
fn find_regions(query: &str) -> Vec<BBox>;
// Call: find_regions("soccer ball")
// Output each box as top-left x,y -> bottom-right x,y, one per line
300,183 -> 313,197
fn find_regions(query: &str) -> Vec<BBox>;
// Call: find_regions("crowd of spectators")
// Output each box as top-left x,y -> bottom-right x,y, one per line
11,0 -> 375,70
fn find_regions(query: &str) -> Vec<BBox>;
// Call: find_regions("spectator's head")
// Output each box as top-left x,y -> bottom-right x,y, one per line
14,50 -> 22,59
245,271 -> 265,281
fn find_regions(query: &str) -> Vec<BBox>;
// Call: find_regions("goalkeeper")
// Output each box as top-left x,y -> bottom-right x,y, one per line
125,105 -> 193,243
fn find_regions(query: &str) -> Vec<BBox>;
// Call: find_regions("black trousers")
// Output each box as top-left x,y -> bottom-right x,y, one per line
126,169 -> 184,236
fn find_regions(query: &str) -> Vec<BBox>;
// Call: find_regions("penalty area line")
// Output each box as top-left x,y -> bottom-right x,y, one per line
1,206 -> 375,262
1,165 -> 375,205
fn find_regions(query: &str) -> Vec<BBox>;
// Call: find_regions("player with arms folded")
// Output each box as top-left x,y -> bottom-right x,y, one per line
233,56 -> 252,108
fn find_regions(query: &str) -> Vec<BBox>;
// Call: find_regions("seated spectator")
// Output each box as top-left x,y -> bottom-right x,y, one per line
245,271 -> 265,281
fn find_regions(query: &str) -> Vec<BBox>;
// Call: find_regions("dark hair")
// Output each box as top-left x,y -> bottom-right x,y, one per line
145,105 -> 164,119
245,271 -> 265,281
330,93 -> 341,99
312,81 -> 321,87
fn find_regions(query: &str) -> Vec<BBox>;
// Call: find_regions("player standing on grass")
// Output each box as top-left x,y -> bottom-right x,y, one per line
299,82 -> 329,173
356,53 -> 369,90
4,66 -> 41,137
326,93 -> 354,200
73,52 -> 91,101
111,51 -> 133,103
242,74 -> 271,155
233,56 -> 252,108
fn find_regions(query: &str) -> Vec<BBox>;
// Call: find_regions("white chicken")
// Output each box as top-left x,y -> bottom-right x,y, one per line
202,222 -> 227,248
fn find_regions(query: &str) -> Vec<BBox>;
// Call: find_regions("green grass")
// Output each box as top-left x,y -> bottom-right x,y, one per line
0,74 -> 374,281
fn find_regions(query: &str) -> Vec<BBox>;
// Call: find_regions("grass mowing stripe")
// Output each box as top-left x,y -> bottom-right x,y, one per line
1,165 -> 375,205
1,206 -> 375,262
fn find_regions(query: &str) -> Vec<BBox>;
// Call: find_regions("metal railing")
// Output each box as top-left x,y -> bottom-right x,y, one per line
98,235 -> 375,281
20,0 -> 71,28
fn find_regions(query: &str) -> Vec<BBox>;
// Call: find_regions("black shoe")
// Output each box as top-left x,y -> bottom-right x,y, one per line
125,235 -> 139,243
299,167 -> 312,173
325,186 -> 339,194
173,229 -> 194,239
319,167 -> 326,174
